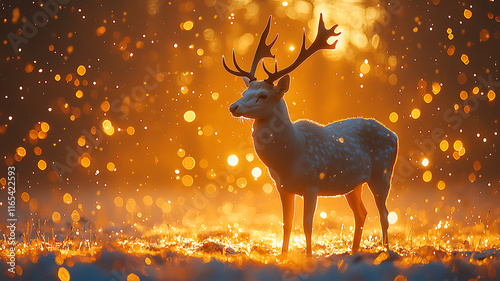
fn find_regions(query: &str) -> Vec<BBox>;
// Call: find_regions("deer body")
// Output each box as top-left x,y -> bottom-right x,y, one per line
224,15 -> 398,256
253,108 -> 397,197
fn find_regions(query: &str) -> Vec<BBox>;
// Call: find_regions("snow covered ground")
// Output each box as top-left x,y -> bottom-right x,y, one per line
2,243 -> 498,281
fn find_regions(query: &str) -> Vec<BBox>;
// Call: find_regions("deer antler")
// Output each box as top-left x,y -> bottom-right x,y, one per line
222,16 -> 279,82
263,13 -> 341,84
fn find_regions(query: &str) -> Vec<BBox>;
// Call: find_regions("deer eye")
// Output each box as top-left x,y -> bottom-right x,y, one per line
256,94 -> 267,102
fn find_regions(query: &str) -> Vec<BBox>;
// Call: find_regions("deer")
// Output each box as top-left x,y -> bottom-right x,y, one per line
223,14 -> 398,257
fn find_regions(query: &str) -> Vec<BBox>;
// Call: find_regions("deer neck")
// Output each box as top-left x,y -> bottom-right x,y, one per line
252,100 -> 297,170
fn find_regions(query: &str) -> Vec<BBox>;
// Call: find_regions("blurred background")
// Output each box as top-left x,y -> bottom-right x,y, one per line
0,0 -> 498,249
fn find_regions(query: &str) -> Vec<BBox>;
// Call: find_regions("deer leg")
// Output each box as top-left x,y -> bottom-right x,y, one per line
279,190 -> 295,255
376,196 -> 389,250
369,178 -> 390,251
303,187 -> 318,257
345,183 -> 367,253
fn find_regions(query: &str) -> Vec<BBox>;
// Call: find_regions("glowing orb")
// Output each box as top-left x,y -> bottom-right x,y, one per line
388,212 -> 398,225
251,167 -> 262,178
227,154 -> 238,166
184,110 -> 196,122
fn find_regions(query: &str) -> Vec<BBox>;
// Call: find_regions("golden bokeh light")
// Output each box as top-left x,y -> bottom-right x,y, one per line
236,177 -> 247,188
21,192 -> 30,202
320,211 -> 327,219
423,93 -> 433,103
184,110 -> 196,122
411,108 -> 421,119
177,148 -> 186,157
469,172 -> 476,183
102,119 -> 115,136
463,9 -> 472,19
246,153 -> 255,162
52,211 -> 61,223
127,126 -> 135,135
423,171 -> 432,182
143,195 -> 153,206
41,122 -> 50,132
71,210 -> 80,222
439,140 -> 449,151
251,167 -> 262,178
263,183 -> 273,194
437,180 -> 446,190
461,54 -> 469,65
487,90 -> 496,101
107,162 -> 116,171
388,211 -> 398,224
81,156 -> 91,167
360,60 -> 370,74
182,157 -> 196,170
63,193 -> 73,204
126,198 -> 137,213
182,20 -> 194,31
96,26 -> 106,36
101,101 -> 110,112
460,91 -> 468,100
227,154 -> 238,166
114,196 -> 124,207
77,136 -> 86,147
77,65 -> 86,76
75,90 -> 83,98
432,82 -> 441,94
38,160 -> 47,170
206,183 -> 217,194
473,161 -> 481,171
388,74 -> 397,85
453,140 -> 463,151
389,112 -> 398,123
161,202 -> 171,213
127,273 -> 140,281
58,267 -> 70,281
16,146 -> 26,157
181,175 -> 194,186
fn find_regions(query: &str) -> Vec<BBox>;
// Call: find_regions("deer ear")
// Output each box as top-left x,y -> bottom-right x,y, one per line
275,75 -> 290,97
242,77 -> 250,87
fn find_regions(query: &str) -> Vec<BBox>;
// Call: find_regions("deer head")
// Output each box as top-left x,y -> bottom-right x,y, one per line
224,14 -> 341,120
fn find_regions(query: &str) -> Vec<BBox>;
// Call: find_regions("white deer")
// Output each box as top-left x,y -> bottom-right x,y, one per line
223,15 -> 398,256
